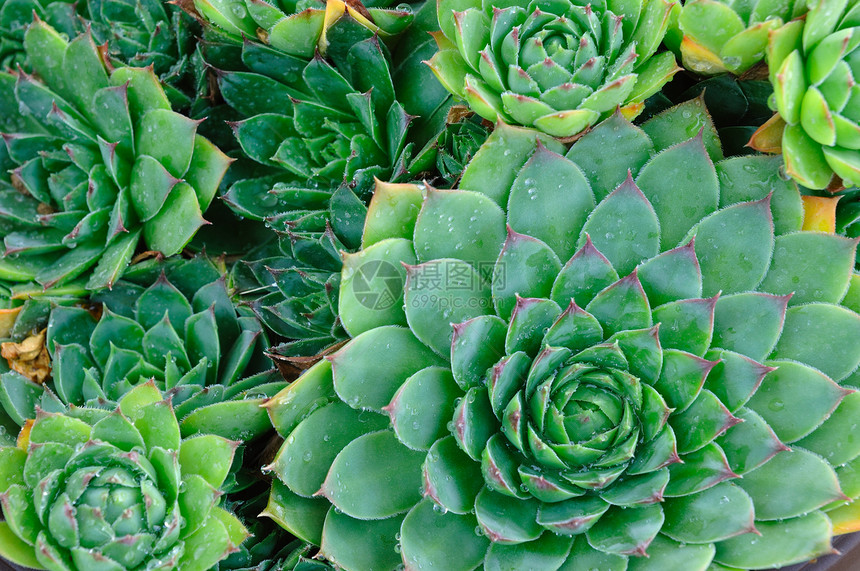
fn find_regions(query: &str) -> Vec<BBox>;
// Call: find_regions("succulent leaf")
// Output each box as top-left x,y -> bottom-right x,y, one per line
672,0 -> 798,75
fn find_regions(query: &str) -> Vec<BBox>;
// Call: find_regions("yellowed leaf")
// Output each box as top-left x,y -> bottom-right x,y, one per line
680,36 -> 728,75
0,306 -> 22,338
748,113 -> 786,154
829,500 -> 860,535
801,195 -> 841,233
17,418 -> 32,450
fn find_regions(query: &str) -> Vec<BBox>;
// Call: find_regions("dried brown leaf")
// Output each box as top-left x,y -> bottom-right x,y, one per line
1,329 -> 51,384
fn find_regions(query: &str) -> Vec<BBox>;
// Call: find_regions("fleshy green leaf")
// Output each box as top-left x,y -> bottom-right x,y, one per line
401,499 -> 488,571
636,136 -> 719,249
692,196 -> 774,297
759,232 -> 857,306
321,430 -> 425,519
771,303 -> 860,382
330,326 -> 446,411
580,176 -> 660,276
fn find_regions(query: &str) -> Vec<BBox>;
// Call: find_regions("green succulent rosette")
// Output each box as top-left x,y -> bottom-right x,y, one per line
0,382 -> 250,570
262,102 -> 860,570
0,0 -> 205,108
765,0 -> 860,189
219,487 -> 335,571
0,265 -> 285,442
427,0 -> 680,138
191,0 -> 414,57
415,113 -> 491,187
664,0 -> 804,76
232,225 -> 348,363
213,1 -> 453,220
220,32 -> 414,194
220,538 -> 333,571
0,21 -> 231,292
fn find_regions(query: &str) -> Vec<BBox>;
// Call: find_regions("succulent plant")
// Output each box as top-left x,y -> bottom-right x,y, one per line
0,21 -> 231,291
0,266 -> 284,442
262,101 -> 860,570
209,1 -> 453,214
221,537 -> 333,571
231,226 -> 348,366
427,0 -> 680,138
190,0 -> 414,56
409,112 -> 491,187
0,0 -> 206,109
664,0 -> 804,76
218,484 -> 335,571
0,381 -> 250,570
757,0 -> 860,190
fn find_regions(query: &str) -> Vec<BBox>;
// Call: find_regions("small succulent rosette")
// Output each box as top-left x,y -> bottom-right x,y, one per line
213,6 -> 444,215
759,0 -> 860,189
232,228 -> 349,364
665,0 -> 804,75
262,101 -> 860,570
427,0 -> 680,138
0,21 -> 231,291
191,0 -> 413,57
219,488 -> 335,571
0,0 -> 203,107
0,382 -> 249,571
407,113 -> 492,187
0,265 -> 284,443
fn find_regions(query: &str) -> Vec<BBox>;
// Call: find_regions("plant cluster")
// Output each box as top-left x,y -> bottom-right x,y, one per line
0,0 -> 858,569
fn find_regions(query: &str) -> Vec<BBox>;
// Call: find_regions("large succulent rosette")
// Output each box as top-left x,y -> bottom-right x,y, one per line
262,102 -> 860,570
0,21 -> 231,291
761,0 -> 860,189
428,0 -> 680,137
0,382 -> 249,570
